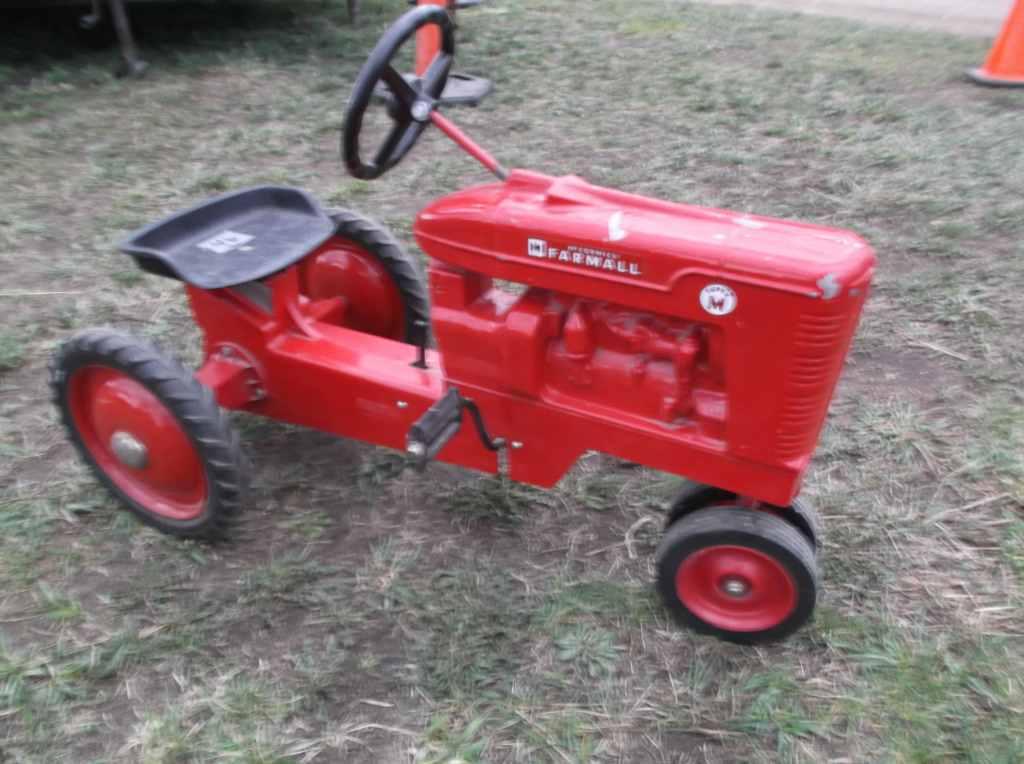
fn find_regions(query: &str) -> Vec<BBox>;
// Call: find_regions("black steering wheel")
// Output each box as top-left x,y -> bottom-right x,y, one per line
343,7 -> 455,180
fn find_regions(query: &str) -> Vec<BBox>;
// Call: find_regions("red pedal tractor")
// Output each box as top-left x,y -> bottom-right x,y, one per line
51,7 -> 874,643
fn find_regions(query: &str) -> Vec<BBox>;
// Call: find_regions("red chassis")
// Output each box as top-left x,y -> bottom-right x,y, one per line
190,161 -> 871,507
52,7 -> 874,644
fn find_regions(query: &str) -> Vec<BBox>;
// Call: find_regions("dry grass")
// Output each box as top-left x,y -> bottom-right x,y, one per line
2,0 -> 1024,761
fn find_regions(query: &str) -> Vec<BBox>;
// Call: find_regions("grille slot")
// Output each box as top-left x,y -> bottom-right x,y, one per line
775,313 -> 849,458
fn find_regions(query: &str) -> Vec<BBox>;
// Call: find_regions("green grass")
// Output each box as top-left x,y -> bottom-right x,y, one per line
820,612 -> 1024,761
2,0 -> 1024,760
0,329 -> 28,372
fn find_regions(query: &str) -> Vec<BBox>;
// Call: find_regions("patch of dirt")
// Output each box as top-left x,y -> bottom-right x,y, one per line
694,0 -> 1009,36
843,343 -> 972,405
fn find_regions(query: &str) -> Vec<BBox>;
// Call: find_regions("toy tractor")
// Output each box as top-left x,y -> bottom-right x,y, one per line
51,7 -> 875,644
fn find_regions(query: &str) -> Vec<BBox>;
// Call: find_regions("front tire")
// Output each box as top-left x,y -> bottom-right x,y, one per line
51,328 -> 246,539
656,507 -> 819,644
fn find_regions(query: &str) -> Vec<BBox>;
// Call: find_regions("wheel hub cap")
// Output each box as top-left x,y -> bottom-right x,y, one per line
410,100 -> 432,121
109,430 -> 148,470
720,576 -> 751,598
66,365 -> 208,521
676,544 -> 797,632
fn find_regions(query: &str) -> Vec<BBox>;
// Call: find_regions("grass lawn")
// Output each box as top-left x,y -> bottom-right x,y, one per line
2,0 -> 1023,761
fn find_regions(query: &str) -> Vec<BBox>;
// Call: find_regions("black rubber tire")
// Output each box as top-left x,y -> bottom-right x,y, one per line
783,496 -> 824,552
327,208 -> 431,345
665,481 -> 823,551
51,328 -> 247,540
655,507 -> 820,644
664,482 -> 735,527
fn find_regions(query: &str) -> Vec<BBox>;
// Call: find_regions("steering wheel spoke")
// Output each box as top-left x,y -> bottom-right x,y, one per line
342,6 -> 455,181
421,52 -> 453,97
374,120 -> 412,169
380,65 -> 419,112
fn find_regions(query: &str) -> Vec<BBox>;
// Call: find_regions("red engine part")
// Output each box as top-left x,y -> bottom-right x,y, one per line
546,302 -> 702,424
427,274 -> 707,427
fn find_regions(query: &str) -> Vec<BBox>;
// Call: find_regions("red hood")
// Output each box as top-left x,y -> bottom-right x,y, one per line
415,169 -> 875,302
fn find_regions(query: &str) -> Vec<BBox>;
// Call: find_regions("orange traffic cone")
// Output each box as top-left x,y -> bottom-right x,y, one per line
967,0 -> 1024,87
415,0 -> 448,76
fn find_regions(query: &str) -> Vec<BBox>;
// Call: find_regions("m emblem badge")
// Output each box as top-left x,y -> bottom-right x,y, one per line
700,284 -> 737,316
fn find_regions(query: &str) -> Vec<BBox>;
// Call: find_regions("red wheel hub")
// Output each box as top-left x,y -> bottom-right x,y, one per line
67,366 -> 208,521
300,238 -> 405,339
675,545 -> 797,632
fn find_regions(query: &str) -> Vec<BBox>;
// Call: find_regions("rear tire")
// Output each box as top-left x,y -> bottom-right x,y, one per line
51,328 -> 246,540
656,507 -> 819,644
299,209 -> 430,345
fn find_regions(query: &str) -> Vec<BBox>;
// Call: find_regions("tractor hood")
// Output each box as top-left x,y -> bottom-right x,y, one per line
414,170 -> 875,308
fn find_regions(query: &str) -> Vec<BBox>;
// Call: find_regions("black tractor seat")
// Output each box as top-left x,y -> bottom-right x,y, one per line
119,186 -> 336,289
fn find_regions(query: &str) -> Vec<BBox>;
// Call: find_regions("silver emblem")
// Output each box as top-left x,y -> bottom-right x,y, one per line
410,100 -> 432,122
110,431 -> 149,470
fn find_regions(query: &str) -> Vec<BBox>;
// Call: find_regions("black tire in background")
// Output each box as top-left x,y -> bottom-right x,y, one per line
666,481 -> 824,552
326,208 -> 431,346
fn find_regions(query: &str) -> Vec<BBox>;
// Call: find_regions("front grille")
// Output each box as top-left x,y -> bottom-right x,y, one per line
775,313 -> 849,459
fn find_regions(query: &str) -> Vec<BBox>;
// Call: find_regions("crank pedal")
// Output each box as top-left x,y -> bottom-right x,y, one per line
405,389 -> 506,471
406,388 -> 464,470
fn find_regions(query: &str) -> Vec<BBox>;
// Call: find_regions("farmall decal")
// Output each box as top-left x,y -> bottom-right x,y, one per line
526,237 -> 642,276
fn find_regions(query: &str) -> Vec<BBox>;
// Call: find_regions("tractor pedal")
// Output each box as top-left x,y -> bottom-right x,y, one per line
406,388 -> 464,470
